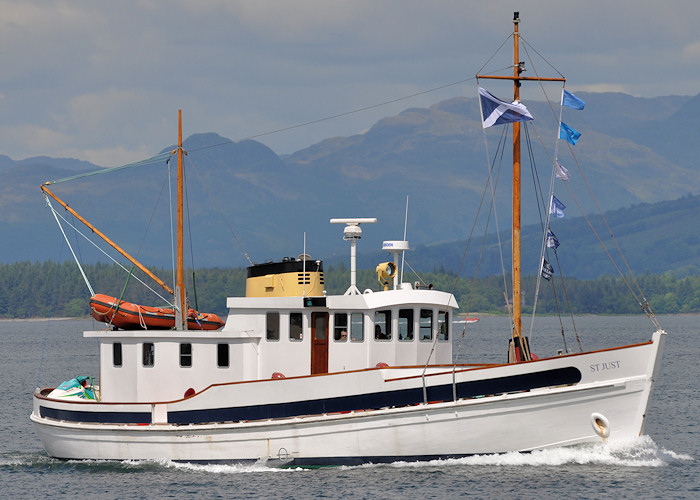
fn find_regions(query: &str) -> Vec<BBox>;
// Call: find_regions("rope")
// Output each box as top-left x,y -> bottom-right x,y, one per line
560,170 -> 659,327
107,266 -> 136,328
44,196 -> 95,296
136,304 -> 147,329
48,206 -> 171,305
35,242 -> 64,390
182,157 -> 201,311
453,122 -> 508,367
44,152 -> 171,185
523,124 -> 581,351
523,35 -> 658,329
186,77 -> 478,156
183,150 -> 254,266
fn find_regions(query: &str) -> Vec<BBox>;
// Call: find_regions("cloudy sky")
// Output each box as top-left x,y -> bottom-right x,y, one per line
1,0 -> 698,167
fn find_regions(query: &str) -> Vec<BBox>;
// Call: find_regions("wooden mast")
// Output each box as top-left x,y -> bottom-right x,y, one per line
477,12 -> 565,361
175,110 -> 187,330
512,13 -> 522,348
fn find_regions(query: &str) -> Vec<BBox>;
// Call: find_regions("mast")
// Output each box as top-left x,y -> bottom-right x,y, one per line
174,110 -> 187,330
477,12 -> 565,361
512,14 -> 522,345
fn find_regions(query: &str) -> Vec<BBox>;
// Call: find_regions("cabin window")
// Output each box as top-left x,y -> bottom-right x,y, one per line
334,313 -> 348,342
420,309 -> 433,341
266,312 -> 280,341
142,343 -> 155,367
398,309 -> 414,341
350,313 -> 364,342
289,312 -> 303,341
113,342 -> 122,367
438,311 -> 449,341
374,310 -> 392,341
180,343 -> 192,367
217,343 -> 229,368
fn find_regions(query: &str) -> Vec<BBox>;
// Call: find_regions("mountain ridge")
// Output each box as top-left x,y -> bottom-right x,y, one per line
1,92 -> 698,278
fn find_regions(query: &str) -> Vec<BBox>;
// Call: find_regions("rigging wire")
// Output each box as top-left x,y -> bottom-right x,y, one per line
46,205 -> 171,305
44,152 -> 172,185
43,195 -> 95,297
35,242 -> 63,391
523,123 -> 579,352
182,155 -> 200,311
519,36 -> 658,328
183,153 -> 254,266
186,77 -> 478,155
559,159 -> 660,328
167,155 -> 177,298
452,123 -> 508,367
476,80 -> 517,334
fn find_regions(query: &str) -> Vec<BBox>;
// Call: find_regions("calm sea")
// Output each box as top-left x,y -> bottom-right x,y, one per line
1,315 -> 696,499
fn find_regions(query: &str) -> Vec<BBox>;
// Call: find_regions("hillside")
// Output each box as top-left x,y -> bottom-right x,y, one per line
368,194 -> 699,280
0,92 -> 698,278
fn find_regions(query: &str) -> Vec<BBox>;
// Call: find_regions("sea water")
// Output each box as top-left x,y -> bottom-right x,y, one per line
0,315 -> 696,499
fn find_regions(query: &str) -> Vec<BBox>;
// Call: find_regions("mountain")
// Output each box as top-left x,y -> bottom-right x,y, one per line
1,92 -> 698,278
359,194 -> 698,280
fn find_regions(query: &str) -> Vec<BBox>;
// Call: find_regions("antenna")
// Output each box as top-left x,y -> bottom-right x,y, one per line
330,218 -> 377,295
402,195 -> 409,285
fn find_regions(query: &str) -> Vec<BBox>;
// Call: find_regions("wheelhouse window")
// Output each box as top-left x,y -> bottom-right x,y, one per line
350,313 -> 364,342
113,342 -> 122,367
374,310 -> 392,341
217,343 -> 229,368
180,343 -> 192,367
334,313 -> 348,341
142,342 -> 155,367
438,311 -> 449,341
420,309 -> 433,341
290,312 -> 303,341
266,312 -> 280,341
398,309 -> 414,341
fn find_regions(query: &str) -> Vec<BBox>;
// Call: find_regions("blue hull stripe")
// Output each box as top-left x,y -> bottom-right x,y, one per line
40,367 -> 581,425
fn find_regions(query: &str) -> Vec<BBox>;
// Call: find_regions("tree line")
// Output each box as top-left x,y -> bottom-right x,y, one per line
0,261 -> 697,319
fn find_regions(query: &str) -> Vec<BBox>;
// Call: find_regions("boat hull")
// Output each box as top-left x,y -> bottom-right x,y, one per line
31,331 -> 665,464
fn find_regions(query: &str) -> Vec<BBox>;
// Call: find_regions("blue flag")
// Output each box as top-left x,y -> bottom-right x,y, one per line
546,230 -> 560,249
550,196 -> 566,218
560,122 -> 581,145
562,89 -> 585,110
479,87 -> 533,128
541,259 -> 554,281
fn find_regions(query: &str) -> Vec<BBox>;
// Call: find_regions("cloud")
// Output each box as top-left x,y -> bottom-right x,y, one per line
61,145 -> 154,168
0,0 -> 699,164
0,124 -> 72,160
682,41 -> 700,62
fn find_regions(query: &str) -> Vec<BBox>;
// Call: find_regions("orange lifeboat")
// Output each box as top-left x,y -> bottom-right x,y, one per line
89,293 -> 225,330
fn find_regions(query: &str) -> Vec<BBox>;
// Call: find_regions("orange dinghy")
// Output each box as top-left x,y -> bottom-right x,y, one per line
90,293 -> 225,331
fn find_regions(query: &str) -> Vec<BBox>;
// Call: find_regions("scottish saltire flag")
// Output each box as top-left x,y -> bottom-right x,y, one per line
562,89 -> 585,110
550,196 -> 566,218
546,230 -> 560,249
541,259 -> 554,281
555,160 -> 570,181
560,122 -> 581,145
479,87 -> 533,128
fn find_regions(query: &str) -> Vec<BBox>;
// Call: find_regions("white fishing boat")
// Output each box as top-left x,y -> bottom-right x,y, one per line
31,13 -> 665,465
